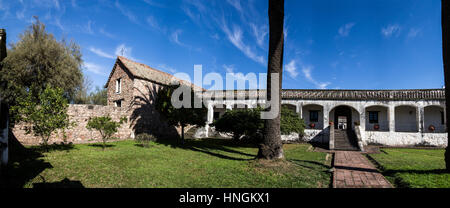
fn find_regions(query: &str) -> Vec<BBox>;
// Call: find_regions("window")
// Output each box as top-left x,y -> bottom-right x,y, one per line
369,111 -> 379,123
115,100 -> 122,108
213,112 -> 220,121
310,111 -> 319,122
116,78 -> 121,94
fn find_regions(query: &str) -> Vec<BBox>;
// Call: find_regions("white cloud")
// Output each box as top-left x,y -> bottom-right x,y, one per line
250,23 -> 268,48
381,24 -> 401,38
83,62 -> 107,76
284,60 -> 298,78
170,29 -> 186,47
223,64 -> 258,89
407,28 -> 421,39
142,0 -> 165,8
115,44 -> 136,60
84,20 -> 94,34
99,28 -> 115,39
115,0 -> 138,24
157,64 -> 177,73
220,21 -> 265,65
226,0 -> 242,13
338,22 -> 355,37
147,16 -> 166,33
302,66 -> 331,89
89,47 -> 115,59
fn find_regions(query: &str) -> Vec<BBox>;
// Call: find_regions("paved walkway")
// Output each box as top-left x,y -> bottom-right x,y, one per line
333,151 -> 393,188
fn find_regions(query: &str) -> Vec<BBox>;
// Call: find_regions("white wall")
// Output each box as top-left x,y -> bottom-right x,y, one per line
424,106 -> 446,133
365,106 -> 389,131
302,105 -> 324,129
395,106 -> 418,132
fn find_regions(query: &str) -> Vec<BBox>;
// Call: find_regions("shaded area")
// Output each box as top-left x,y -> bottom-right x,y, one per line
288,159 -> 331,170
31,142 -> 75,152
154,137 -> 257,161
129,82 -> 180,141
33,178 -> 84,188
0,130 -> 53,188
88,144 -> 115,148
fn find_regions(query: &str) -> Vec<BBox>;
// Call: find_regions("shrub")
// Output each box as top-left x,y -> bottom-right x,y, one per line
11,85 -> 72,151
86,116 -> 127,150
280,106 -> 306,135
212,107 -> 263,141
135,133 -> 157,148
212,106 -> 305,143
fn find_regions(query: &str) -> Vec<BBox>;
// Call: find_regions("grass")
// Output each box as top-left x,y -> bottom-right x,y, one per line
367,148 -> 450,188
2,139 -> 332,188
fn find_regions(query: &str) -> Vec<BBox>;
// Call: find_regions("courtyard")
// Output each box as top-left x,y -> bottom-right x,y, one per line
1,139 -> 332,188
2,137 -> 449,188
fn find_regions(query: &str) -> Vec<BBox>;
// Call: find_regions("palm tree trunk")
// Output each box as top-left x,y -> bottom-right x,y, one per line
442,0 -> 450,171
181,125 -> 185,144
257,0 -> 285,160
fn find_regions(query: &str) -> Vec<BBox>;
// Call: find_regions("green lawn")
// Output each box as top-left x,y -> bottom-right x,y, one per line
3,139 -> 332,188
367,148 -> 450,188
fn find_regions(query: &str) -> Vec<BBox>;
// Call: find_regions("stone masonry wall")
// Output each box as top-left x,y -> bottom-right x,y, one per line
12,104 -> 133,146
107,61 -> 134,107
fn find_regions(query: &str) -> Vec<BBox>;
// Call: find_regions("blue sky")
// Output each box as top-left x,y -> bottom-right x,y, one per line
0,0 -> 445,91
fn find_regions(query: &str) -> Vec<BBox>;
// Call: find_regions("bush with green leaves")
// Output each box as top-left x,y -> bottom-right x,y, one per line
135,133 -> 157,148
11,85 -> 72,150
280,106 -> 306,135
212,106 -> 305,142
155,84 -> 207,143
86,116 -> 127,150
212,107 -> 264,141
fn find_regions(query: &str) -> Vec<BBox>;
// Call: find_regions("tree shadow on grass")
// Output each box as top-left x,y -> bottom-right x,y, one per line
88,144 -> 116,148
33,177 -> 84,188
154,138 -> 256,161
0,130 -> 53,188
288,159 -> 331,170
31,142 -> 75,152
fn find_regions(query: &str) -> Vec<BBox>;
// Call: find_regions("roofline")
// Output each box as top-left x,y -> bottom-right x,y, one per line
104,56 -> 205,91
207,88 -> 445,92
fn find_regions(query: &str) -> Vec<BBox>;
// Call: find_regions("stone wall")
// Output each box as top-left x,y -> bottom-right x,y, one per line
12,104 -> 133,146
106,60 -> 135,107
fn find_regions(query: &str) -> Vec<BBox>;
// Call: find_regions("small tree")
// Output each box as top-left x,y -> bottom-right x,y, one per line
280,106 -> 305,136
156,85 -> 207,144
212,108 -> 264,141
213,106 -> 305,143
86,116 -> 127,150
11,85 -> 71,150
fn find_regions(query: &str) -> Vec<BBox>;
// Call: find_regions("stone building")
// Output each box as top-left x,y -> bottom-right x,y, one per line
11,56 -> 448,150
202,89 -> 447,150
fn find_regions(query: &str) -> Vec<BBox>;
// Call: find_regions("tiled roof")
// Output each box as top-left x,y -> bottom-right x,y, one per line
104,57 -> 445,101
105,56 -> 204,91
202,89 -> 445,101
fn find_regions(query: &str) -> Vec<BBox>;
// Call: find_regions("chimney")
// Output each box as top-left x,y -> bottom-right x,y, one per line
0,29 -> 6,62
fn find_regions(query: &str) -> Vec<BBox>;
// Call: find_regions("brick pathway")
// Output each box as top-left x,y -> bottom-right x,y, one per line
333,151 -> 392,188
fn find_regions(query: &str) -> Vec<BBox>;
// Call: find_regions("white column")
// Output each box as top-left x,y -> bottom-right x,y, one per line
207,103 -> 214,124
205,103 -> 214,137
323,105 -> 330,130
359,107 -> 366,131
389,105 -> 396,132
297,102 -> 303,118
418,106 -> 424,133
226,104 -> 232,110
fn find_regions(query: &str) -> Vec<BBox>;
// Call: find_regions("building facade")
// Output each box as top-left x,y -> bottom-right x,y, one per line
202,89 -> 447,149
11,56 -> 448,150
